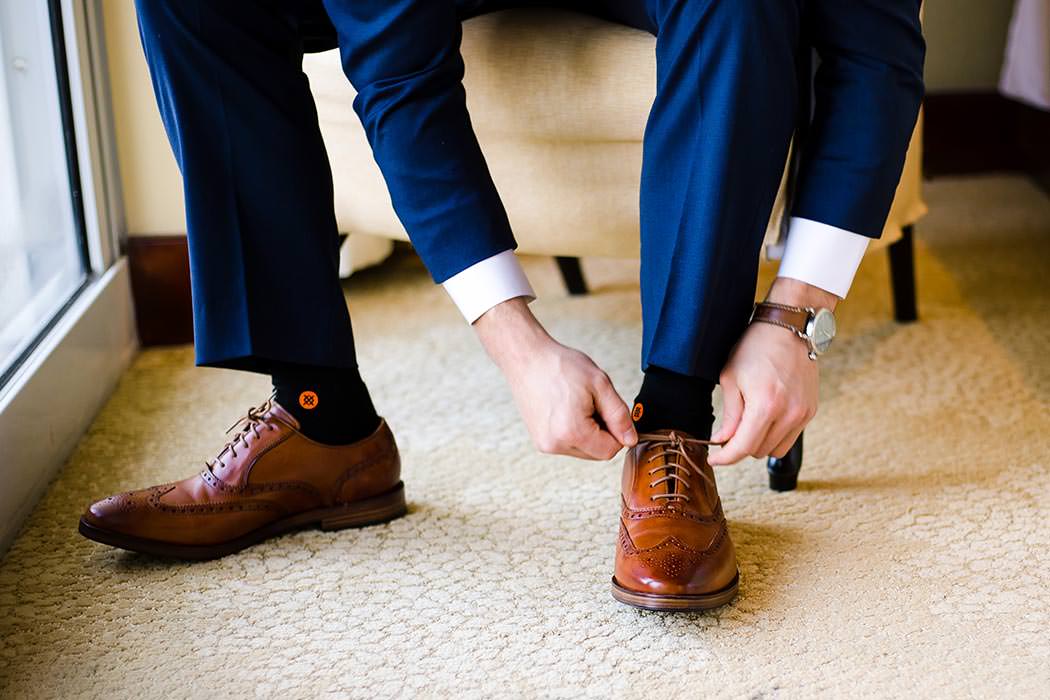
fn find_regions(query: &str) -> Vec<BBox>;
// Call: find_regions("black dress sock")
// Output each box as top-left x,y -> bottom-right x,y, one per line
631,366 -> 715,439
271,365 -> 380,446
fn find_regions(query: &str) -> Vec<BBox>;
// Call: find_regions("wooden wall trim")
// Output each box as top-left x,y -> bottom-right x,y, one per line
126,235 -> 194,346
924,92 -> 1050,183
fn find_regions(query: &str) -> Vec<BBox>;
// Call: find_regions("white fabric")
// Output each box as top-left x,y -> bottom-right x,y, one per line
776,217 -> 871,299
1000,0 -> 1050,111
338,234 -> 393,278
441,250 -> 536,323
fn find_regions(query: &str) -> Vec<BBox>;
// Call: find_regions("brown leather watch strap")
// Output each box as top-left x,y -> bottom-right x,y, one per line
750,301 -> 810,337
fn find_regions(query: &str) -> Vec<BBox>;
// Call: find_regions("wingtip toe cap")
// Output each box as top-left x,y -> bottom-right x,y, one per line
81,491 -> 140,528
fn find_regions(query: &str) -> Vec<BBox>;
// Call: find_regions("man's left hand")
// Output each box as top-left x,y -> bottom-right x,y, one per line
709,278 -> 838,465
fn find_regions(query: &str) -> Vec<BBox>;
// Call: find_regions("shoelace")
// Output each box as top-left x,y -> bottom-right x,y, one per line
205,396 -> 280,472
636,431 -> 722,504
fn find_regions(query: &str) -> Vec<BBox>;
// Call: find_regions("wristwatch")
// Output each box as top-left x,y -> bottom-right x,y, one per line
750,301 -> 836,360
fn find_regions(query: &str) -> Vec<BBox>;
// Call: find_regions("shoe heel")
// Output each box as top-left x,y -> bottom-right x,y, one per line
767,433 -> 803,492
320,482 -> 407,531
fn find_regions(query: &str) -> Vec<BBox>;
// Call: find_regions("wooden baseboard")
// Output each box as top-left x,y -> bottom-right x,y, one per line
1013,98 -> 1050,193
924,92 -> 1050,183
126,235 -> 194,346
0,262 -> 138,554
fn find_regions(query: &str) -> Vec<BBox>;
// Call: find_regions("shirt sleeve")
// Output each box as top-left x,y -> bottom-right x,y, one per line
441,249 -> 537,323
776,216 -> 871,299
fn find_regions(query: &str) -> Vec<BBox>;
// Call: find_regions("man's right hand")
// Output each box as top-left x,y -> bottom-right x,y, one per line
474,297 -> 637,460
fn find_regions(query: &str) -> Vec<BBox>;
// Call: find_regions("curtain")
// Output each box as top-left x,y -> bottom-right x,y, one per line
1000,0 -> 1050,111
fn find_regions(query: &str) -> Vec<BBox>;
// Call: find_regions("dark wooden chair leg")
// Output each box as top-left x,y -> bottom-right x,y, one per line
888,225 -> 918,323
767,432 -> 803,492
555,256 -> 589,295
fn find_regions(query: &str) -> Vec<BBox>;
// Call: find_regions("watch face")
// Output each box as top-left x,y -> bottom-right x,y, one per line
808,308 -> 837,354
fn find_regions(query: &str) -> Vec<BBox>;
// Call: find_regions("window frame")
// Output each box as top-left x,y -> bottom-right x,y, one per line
0,0 -> 135,554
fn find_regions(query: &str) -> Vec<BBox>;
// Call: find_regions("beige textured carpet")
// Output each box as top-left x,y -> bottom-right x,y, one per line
1,176 -> 1049,698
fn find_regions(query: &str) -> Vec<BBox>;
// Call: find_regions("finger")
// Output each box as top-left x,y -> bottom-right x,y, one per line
766,402 -> 813,457
711,379 -> 744,444
575,417 -> 625,460
563,446 -> 594,460
770,426 -> 804,459
756,418 -> 792,459
592,373 -> 637,446
709,403 -> 771,466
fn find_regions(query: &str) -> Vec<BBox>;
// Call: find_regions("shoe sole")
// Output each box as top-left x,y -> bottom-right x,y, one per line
610,572 -> 740,611
78,482 -> 407,560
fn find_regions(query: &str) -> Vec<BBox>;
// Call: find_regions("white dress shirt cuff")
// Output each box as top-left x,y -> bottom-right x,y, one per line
777,217 -> 871,299
441,250 -> 537,323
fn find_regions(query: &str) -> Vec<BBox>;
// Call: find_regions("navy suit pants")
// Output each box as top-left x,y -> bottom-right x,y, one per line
135,0 -> 922,380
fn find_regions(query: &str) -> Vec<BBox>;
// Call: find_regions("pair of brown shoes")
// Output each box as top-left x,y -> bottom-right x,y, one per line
80,399 -> 738,610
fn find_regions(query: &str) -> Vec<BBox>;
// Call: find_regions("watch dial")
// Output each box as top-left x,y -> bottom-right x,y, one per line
811,309 -> 836,354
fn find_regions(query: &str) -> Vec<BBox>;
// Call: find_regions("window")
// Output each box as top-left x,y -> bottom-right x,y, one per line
0,0 -> 131,552
0,0 -> 89,387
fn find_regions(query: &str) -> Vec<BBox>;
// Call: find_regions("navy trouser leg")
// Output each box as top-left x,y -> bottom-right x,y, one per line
134,0 -> 354,372
637,0 -> 801,381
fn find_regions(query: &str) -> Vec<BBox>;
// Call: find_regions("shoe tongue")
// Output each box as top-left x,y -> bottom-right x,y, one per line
267,401 -> 301,430
658,428 -> 697,440
645,431 -> 696,503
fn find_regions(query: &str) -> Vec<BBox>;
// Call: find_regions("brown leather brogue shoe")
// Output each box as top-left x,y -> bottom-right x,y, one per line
78,398 -> 406,559
612,430 -> 739,611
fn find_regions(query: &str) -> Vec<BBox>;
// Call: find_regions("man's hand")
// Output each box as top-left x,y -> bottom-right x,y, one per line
709,278 -> 838,466
474,297 -> 637,460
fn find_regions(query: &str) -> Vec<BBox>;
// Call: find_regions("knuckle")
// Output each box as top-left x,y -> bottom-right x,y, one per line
536,438 -> 556,454
558,428 -> 578,444
760,387 -> 779,406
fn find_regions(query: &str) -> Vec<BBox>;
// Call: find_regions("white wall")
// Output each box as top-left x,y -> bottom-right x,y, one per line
102,0 -> 184,237
925,0 -> 1015,92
